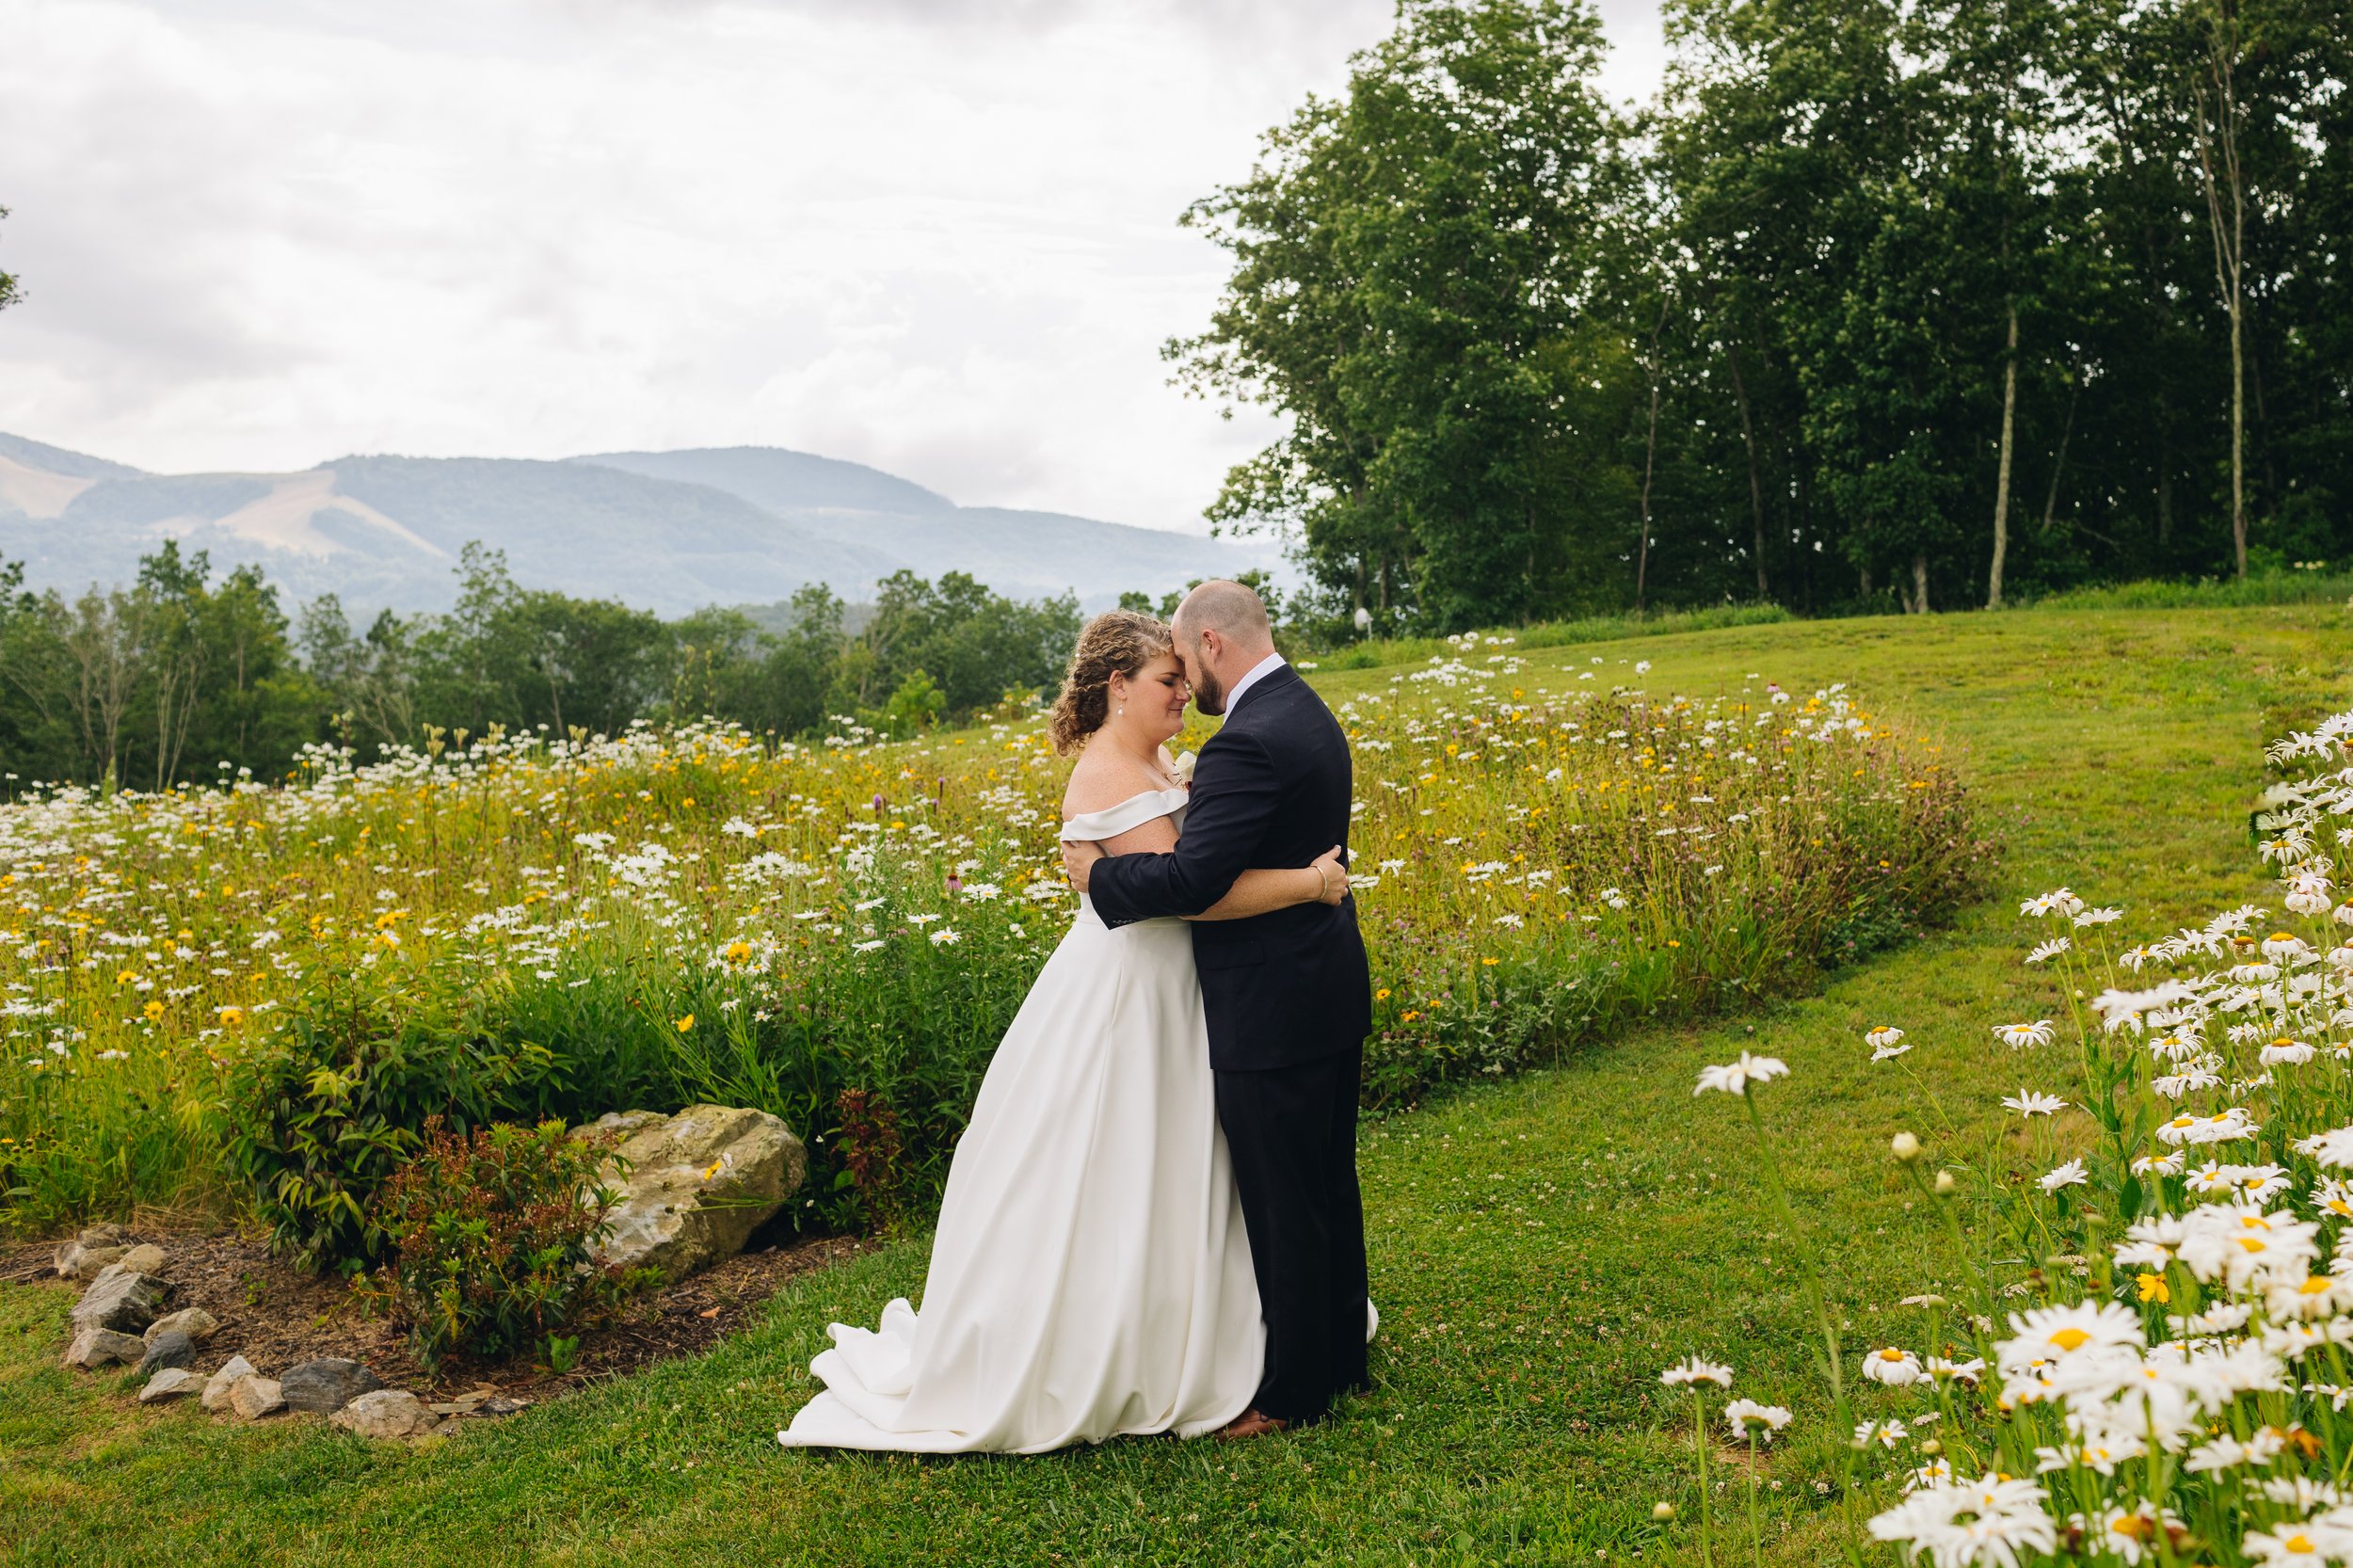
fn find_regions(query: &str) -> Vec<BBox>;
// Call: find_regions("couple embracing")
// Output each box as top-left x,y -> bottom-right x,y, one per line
776,580 -> 1374,1451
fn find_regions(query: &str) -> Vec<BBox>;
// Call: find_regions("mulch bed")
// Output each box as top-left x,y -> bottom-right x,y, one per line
2,1219 -> 874,1403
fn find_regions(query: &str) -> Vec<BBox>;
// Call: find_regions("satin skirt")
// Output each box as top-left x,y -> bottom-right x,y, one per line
776,904 -> 1265,1453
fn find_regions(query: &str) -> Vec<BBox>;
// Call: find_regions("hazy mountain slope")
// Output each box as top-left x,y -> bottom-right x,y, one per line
0,431 -> 144,484
574,447 -> 952,516
324,456 -> 900,610
0,434 -> 1259,616
569,445 -> 1263,602
0,432 -> 148,524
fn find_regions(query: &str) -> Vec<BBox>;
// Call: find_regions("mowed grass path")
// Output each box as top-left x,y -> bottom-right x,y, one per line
4,607 -> 2345,1567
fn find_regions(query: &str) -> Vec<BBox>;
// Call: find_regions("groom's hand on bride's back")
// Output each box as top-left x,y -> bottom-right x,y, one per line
1061,838 -> 1103,893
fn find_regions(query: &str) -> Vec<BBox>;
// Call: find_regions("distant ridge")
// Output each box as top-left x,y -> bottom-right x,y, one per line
0,434 -> 1269,616
573,447 -> 953,517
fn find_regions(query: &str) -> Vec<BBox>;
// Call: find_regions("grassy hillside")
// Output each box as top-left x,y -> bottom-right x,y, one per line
3,604 -> 2345,1567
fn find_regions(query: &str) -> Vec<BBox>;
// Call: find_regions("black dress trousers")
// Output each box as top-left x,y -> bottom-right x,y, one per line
1213,1040 -> 1369,1423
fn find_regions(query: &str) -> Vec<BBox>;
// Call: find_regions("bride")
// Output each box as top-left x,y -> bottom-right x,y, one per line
775,610 -> 1350,1453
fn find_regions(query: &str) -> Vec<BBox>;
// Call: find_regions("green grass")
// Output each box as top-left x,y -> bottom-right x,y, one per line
2019,567 -> 2353,611
4,604 -> 2347,1566
1297,600 -> 1793,668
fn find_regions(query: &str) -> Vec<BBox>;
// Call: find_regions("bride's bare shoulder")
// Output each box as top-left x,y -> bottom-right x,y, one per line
1063,745 -> 1165,817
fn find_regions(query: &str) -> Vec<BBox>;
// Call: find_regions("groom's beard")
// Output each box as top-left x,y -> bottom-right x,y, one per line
1189,667 -> 1226,716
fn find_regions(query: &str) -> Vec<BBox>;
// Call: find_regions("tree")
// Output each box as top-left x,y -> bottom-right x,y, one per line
2188,0 -> 2251,577
0,203 -> 18,316
1173,0 -> 1636,631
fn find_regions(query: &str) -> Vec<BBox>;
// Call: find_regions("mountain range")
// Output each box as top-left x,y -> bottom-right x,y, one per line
0,432 -> 1271,617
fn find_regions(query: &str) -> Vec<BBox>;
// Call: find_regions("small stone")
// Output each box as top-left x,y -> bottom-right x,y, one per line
117,1242 -> 167,1275
70,1264 -> 169,1335
136,1330 -> 197,1376
280,1357 -> 384,1414
139,1367 -> 204,1403
54,1242 -> 128,1280
144,1307 -> 219,1346
201,1354 -> 257,1412
52,1223 -> 130,1278
328,1389 -> 437,1440
229,1375 -> 285,1421
478,1394 -> 531,1416
63,1326 -> 146,1369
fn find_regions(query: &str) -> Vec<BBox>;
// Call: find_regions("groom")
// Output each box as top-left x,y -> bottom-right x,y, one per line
1062,580 -> 1372,1438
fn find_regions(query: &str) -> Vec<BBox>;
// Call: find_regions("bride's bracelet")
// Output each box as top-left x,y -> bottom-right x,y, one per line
1312,862 -> 1332,902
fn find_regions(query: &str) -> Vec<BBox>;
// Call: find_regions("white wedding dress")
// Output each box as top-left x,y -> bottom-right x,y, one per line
776,787 -> 1267,1452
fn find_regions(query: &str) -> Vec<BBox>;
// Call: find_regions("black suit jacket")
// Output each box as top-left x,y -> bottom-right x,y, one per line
1088,664 -> 1373,1072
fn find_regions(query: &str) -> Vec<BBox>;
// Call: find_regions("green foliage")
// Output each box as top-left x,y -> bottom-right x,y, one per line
1181,0 -> 2353,627
1173,0 -> 1636,632
0,540 -> 328,792
217,965 -> 560,1272
1,536 -> 1082,789
364,1116 -> 646,1371
0,202 -> 17,316
877,671 -> 947,738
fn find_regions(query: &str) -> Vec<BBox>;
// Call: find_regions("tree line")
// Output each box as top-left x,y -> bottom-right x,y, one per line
0,544 -> 1082,789
1177,0 -> 2351,631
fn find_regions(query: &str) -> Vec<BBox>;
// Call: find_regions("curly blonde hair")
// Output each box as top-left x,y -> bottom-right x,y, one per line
1048,610 -> 1174,755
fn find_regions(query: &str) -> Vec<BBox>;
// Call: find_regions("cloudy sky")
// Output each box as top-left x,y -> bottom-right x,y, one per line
1,0 -> 1667,531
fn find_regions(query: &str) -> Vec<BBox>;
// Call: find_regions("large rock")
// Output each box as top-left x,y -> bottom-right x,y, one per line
228,1375 -> 285,1421
201,1354 -> 257,1412
63,1326 -> 146,1369
70,1265 -> 169,1335
329,1389 -> 437,1440
570,1104 -> 805,1280
145,1308 -> 218,1346
140,1367 -> 204,1403
53,1224 -> 129,1280
136,1330 -> 197,1376
280,1358 -> 384,1414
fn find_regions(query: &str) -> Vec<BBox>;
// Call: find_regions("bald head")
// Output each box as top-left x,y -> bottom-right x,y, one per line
1170,580 -> 1275,716
1173,580 -> 1273,651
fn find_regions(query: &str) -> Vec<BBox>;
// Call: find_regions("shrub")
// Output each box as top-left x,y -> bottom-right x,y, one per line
218,962 -> 561,1272
365,1116 -> 646,1371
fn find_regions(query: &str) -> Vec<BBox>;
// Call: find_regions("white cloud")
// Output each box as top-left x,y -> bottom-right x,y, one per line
0,0 -> 1664,528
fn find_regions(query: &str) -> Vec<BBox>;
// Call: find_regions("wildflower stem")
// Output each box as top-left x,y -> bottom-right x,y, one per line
1738,1091 -> 1865,1565
1692,1386 -> 1714,1568
1746,1430 -> 1762,1568
1741,1093 -> 1845,1402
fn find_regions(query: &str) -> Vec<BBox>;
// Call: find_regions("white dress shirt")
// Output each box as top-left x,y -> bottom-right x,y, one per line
1220,652 -> 1287,717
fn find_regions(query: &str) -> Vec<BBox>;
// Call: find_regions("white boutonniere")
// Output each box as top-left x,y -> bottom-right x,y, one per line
1170,750 -> 1197,790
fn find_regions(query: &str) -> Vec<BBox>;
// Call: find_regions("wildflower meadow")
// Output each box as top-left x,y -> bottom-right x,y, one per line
1673,700 -> 2353,1567
0,635 -> 1977,1247
2,604 -> 2344,1567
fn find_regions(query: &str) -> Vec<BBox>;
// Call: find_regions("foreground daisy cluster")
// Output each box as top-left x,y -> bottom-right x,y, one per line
0,655 -> 1971,1235
1678,707 -> 2353,1566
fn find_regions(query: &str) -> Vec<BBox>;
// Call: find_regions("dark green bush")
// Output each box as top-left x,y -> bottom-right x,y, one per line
218,965 -> 562,1272
365,1116 -> 647,1371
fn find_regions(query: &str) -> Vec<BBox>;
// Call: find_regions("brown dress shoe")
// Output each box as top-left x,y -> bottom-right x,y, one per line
1215,1407 -> 1289,1440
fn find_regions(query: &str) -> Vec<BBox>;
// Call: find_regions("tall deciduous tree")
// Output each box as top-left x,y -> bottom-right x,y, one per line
1172,0 -> 1634,632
